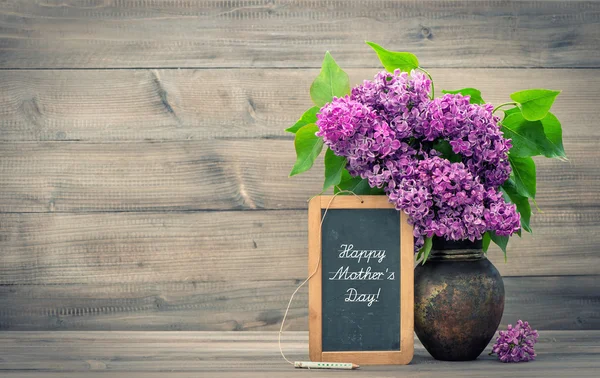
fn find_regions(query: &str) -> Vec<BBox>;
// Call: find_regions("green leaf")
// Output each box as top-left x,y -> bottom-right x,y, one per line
501,112 -> 564,158
286,106 -> 319,134
323,148 -> 347,191
441,88 -> 485,105
509,156 -> 536,199
335,170 -> 369,195
365,41 -> 419,73
310,52 -> 351,107
289,124 -> 324,177
540,112 -> 567,159
483,231 -> 509,261
432,139 -> 462,163
417,237 -> 433,265
500,179 -> 532,233
490,231 -> 509,261
503,106 -> 521,118
510,89 -> 561,121
335,170 -> 384,195
482,232 -> 491,252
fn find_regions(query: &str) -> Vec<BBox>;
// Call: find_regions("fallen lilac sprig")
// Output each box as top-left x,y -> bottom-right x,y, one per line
491,320 -> 539,362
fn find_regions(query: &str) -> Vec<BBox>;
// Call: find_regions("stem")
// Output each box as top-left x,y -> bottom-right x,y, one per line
493,102 -> 518,113
531,197 -> 542,213
307,188 -> 327,203
417,67 -> 434,99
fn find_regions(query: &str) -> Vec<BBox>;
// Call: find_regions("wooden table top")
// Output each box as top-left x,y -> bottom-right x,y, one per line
0,331 -> 598,377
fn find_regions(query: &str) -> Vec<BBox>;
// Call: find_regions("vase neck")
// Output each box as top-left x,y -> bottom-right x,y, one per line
429,237 -> 485,261
429,248 -> 484,261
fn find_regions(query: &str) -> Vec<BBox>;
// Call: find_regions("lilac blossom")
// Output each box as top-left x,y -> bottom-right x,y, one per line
491,320 -> 539,362
315,70 -> 521,251
316,97 -> 403,181
386,156 -> 520,250
424,94 -> 512,188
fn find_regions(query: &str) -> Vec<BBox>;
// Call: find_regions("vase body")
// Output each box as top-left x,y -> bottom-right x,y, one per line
414,237 -> 505,361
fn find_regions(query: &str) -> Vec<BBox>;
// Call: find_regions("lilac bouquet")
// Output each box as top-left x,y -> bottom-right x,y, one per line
287,43 -> 566,262
491,320 -> 539,362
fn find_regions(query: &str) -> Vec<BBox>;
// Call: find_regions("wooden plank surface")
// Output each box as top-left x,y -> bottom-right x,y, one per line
0,1 -> 599,68
0,138 -> 596,212
1,372 -> 598,378
0,331 -> 598,377
0,276 -> 598,331
0,0 -> 598,337
0,210 -> 599,282
0,68 -> 597,142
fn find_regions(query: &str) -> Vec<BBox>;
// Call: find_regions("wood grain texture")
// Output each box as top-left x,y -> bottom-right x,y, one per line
0,210 -> 599,283
0,138 -> 597,212
0,68 -> 598,142
0,281 -> 309,331
0,276 -> 597,331
0,0 -> 598,336
0,1 -> 599,68
0,331 -> 598,377
0,372 -> 596,378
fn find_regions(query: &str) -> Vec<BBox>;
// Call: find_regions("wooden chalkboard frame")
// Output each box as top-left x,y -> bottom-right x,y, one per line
308,195 -> 414,365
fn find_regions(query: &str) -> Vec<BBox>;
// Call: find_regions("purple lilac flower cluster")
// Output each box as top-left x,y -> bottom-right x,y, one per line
491,320 -> 539,362
424,96 -> 513,188
316,70 -> 521,250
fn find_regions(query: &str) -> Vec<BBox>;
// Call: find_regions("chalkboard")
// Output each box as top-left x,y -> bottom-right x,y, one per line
321,208 -> 401,352
308,196 -> 414,365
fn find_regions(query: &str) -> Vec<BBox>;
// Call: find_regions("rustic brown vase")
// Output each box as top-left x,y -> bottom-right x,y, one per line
414,237 -> 505,361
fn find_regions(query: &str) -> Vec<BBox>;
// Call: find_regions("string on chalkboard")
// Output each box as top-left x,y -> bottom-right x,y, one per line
278,190 -> 364,365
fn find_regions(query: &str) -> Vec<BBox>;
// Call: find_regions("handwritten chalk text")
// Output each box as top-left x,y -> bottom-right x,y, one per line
338,244 -> 386,263
329,266 -> 385,281
344,288 -> 381,307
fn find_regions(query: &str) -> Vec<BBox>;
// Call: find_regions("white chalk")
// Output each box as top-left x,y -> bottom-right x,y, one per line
294,361 -> 359,370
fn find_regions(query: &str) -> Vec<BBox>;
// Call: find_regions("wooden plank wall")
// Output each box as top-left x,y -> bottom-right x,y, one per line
0,0 -> 599,331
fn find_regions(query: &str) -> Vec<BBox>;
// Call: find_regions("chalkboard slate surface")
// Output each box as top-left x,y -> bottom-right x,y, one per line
321,208 -> 401,352
308,195 -> 414,365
